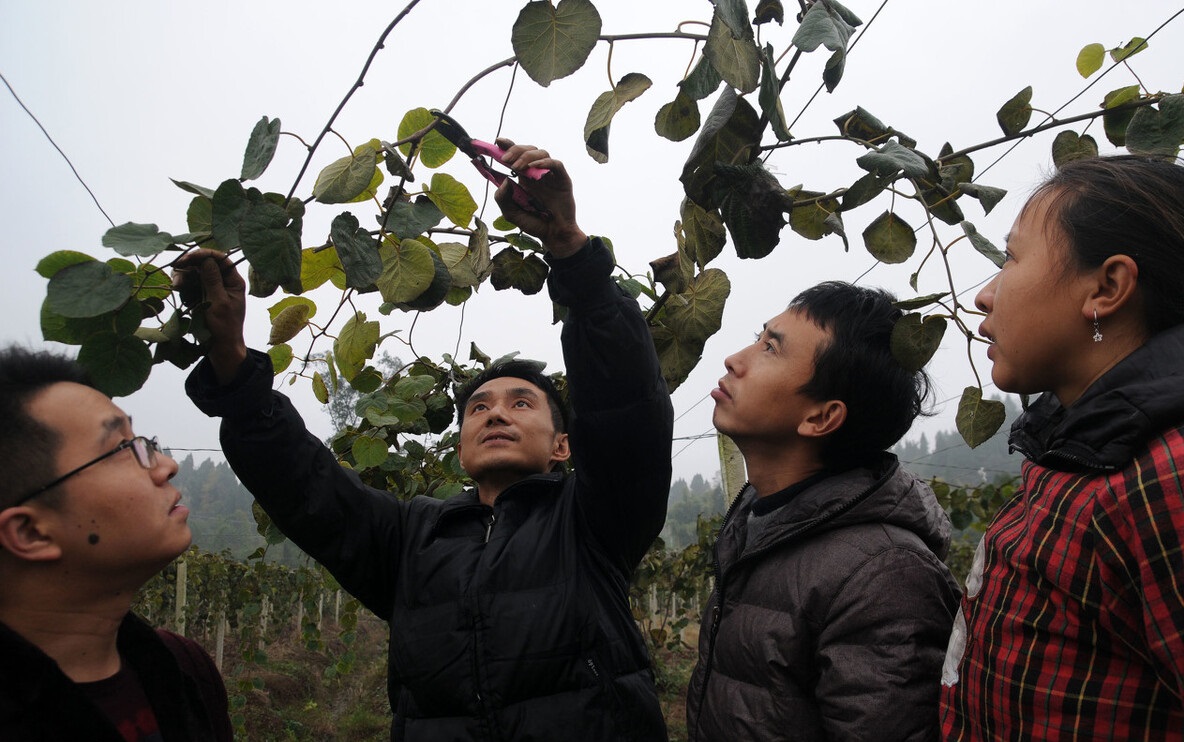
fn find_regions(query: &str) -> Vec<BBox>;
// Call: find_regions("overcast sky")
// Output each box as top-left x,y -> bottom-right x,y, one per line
2,1 -> 1181,487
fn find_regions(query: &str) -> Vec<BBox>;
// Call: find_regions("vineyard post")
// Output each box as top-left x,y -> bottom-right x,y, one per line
261,594 -> 271,636
334,589 -> 341,624
174,558 -> 187,636
215,611 -> 227,672
317,592 -> 325,632
295,592 -> 304,639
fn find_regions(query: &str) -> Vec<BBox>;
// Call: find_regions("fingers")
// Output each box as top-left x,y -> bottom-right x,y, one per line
494,139 -> 567,180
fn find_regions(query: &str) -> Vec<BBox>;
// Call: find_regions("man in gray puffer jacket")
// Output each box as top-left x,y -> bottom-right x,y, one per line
687,281 -> 961,741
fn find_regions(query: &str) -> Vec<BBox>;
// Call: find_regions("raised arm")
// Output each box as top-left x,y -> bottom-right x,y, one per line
175,252 -> 405,615
494,145 -> 674,574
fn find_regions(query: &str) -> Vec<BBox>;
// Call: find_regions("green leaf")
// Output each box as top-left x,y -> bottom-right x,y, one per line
711,0 -> 752,37
1109,37 -> 1148,63
680,88 -> 762,207
792,1 -> 855,52
301,247 -> 346,291
131,264 -> 172,302
704,8 -> 760,94
425,172 -> 478,227
833,106 -> 890,141
101,222 -> 173,257
789,189 -> 840,240
211,179 -> 251,250
381,197 -> 444,240
1102,84 -> 1141,109
1126,94 -> 1184,157
77,331 -> 152,397
438,240 -> 490,289
397,108 -> 456,168
376,238 -> 437,304
252,500 -> 288,545
397,246 -> 452,311
996,86 -> 1033,137
956,386 -> 1006,448
584,73 -> 653,163
36,250 -> 95,279
680,199 -> 727,269
512,0 -> 602,87
313,143 -> 380,204
710,162 -> 792,259
185,196 -> 218,251
856,141 -> 929,179
330,212 -> 382,289
839,172 -> 890,211
655,90 -> 701,143
894,292 -> 949,311
241,116 -> 281,181
171,179 -> 216,199
1051,131 -> 1099,169
268,303 -> 310,345
352,435 -> 389,469
334,311 -> 380,381
754,0 -> 785,26
350,366 -> 383,394
650,252 -> 691,295
890,313 -> 946,372
862,211 -> 916,264
651,269 -> 731,391
958,183 -> 1008,215
822,48 -> 846,93
960,221 -> 1006,269
489,247 -> 549,295
1076,43 -> 1105,78
46,261 -> 133,318
1103,105 -> 1136,147
312,372 -> 329,403
41,301 -> 141,346
680,56 -> 723,101
268,343 -> 294,374
239,199 -> 302,294
759,44 -> 791,141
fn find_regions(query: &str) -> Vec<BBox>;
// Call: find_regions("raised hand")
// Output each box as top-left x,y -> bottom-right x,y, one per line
172,249 -> 248,385
493,140 -> 588,259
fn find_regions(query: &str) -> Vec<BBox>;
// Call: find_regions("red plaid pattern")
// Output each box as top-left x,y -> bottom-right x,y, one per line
940,427 -> 1184,740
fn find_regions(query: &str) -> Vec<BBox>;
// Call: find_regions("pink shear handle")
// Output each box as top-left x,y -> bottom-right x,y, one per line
469,140 -> 549,181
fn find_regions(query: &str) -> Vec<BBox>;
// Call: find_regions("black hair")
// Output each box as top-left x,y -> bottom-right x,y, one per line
454,359 -> 568,434
0,346 -> 94,509
1034,155 -> 1184,335
789,281 -> 931,468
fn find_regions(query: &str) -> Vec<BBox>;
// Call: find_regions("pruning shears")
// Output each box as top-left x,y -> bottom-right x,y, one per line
429,109 -> 551,216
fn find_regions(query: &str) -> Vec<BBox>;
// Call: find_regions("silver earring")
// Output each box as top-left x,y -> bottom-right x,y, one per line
1093,309 -> 1103,343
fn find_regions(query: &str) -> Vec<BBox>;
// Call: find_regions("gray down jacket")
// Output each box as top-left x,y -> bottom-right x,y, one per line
687,454 -> 961,741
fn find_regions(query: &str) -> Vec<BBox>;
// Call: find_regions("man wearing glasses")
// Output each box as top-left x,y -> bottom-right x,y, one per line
0,347 -> 233,741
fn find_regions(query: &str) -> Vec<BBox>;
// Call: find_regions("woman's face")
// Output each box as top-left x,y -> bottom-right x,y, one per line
975,192 -> 1097,405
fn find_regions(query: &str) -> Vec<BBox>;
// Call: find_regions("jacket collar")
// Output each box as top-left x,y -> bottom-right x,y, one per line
1010,324 -> 1184,472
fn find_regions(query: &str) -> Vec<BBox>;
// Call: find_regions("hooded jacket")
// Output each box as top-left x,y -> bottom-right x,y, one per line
688,454 -> 961,741
940,324 -> 1184,739
187,238 -> 674,741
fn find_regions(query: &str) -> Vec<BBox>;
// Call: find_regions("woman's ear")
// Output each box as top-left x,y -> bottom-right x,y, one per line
1087,254 -> 1139,318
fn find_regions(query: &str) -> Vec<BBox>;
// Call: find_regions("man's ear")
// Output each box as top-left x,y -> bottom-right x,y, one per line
550,432 -> 571,466
0,507 -> 63,563
798,400 -> 846,440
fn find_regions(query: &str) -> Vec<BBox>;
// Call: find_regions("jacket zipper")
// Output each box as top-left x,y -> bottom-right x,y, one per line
484,512 -> 496,543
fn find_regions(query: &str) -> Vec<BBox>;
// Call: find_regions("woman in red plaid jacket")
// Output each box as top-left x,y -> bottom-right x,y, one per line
939,155 -> 1184,740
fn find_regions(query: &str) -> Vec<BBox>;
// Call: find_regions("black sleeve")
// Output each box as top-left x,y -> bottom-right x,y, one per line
547,237 -> 674,574
186,351 -> 406,616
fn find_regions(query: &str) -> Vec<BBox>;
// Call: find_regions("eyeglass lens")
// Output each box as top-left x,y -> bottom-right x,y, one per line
132,437 -> 160,469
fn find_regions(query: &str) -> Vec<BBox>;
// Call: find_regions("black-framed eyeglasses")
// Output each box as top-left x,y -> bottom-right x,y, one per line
12,436 -> 162,507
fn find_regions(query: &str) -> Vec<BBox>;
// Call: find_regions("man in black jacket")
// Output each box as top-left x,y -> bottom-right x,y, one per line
179,143 -> 673,740
687,282 -> 961,741
0,347 -> 232,741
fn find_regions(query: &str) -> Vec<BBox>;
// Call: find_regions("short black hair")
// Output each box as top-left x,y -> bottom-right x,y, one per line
454,359 -> 568,434
0,346 -> 94,509
790,282 -> 931,468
